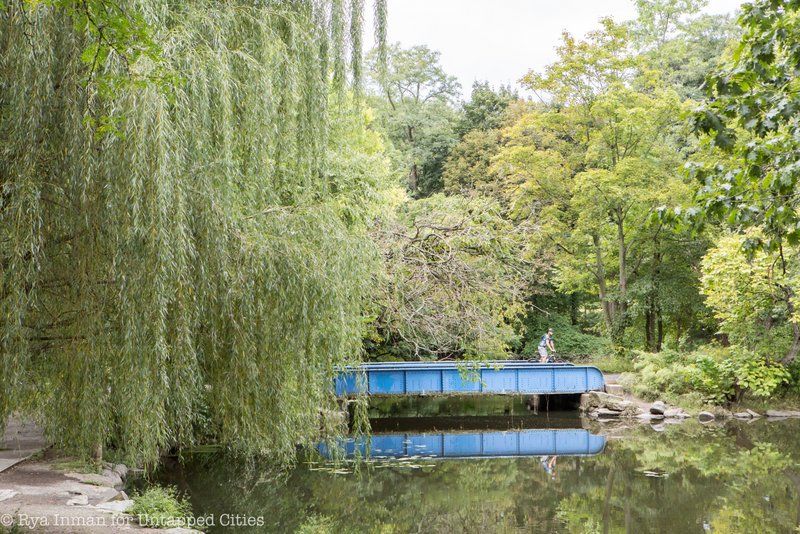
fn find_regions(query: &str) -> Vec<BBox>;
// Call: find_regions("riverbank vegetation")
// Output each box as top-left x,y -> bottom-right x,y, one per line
3,0 -> 800,465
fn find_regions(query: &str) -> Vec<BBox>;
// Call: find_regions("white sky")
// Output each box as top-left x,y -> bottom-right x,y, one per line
365,0 -> 744,98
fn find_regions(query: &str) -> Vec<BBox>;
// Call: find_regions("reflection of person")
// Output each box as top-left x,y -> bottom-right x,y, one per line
540,455 -> 557,480
538,328 -> 555,363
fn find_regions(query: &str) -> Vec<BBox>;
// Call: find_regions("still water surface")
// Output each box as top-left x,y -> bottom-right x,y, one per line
154,406 -> 800,533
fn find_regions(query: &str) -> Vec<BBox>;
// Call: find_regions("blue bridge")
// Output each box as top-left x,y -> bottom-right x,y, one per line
318,428 -> 606,459
334,360 -> 604,397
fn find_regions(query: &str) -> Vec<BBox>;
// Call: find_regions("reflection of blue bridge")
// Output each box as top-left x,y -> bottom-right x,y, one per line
318,429 -> 606,459
335,361 -> 604,397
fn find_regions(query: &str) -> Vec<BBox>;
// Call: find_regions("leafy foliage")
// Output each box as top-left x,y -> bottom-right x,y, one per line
130,485 -> 192,528
455,81 -> 517,136
368,194 -> 533,359
701,232 -> 800,357
442,129 -> 502,194
368,43 -> 460,197
628,345 -> 790,403
691,0 -> 800,249
522,313 -> 610,360
0,0 -> 386,465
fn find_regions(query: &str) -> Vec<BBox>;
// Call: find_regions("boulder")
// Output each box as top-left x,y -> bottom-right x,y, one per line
581,391 -> 628,412
620,403 -> 643,417
595,408 -> 622,418
746,409 -> 762,418
101,468 -> 123,487
733,412 -> 752,419
112,463 -> 128,479
698,411 -> 715,422
95,499 -> 134,513
95,489 -> 129,504
664,408 -> 690,419
66,492 -> 89,506
605,384 -> 625,396
650,401 -> 666,415
66,470 -> 121,488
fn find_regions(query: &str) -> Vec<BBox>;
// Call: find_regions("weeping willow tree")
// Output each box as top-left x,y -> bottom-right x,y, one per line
0,0 -> 388,466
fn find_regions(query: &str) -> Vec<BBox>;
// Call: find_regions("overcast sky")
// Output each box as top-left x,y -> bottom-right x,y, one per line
365,0 -> 744,98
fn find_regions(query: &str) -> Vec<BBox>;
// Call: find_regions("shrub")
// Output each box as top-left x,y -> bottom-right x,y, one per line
628,350 -> 699,400
129,486 -> 192,528
627,345 -> 790,404
734,356 -> 791,397
522,314 -> 610,360
296,515 -> 337,534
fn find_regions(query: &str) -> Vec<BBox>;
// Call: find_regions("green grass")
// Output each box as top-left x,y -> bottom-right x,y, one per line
0,521 -> 24,534
50,457 -> 101,474
296,515 -> 337,534
129,485 -> 192,528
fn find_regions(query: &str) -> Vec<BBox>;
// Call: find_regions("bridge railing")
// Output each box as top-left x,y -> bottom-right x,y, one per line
335,360 -> 604,397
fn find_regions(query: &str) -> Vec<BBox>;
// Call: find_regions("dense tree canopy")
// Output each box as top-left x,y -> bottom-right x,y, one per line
368,43 -> 460,197
692,0 -> 800,363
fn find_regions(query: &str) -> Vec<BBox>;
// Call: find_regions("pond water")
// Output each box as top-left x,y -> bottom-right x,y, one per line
151,401 -> 800,533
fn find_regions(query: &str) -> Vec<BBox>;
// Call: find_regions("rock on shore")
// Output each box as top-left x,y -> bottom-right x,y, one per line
580,391 -> 641,418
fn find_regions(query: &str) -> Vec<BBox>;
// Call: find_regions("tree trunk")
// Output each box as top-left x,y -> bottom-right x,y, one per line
783,321 -> 800,365
616,213 -> 628,318
781,286 -> 800,364
408,163 -> 419,193
593,233 -> 614,332
406,124 -> 419,194
657,316 -> 663,352
91,441 -> 103,463
570,293 -> 578,326
609,212 -> 627,344
645,281 -> 661,352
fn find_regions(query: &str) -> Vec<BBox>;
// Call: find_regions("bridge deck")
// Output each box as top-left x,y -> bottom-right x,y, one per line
318,428 -> 606,459
335,360 -> 604,397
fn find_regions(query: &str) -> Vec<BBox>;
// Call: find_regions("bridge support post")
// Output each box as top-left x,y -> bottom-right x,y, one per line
526,394 -> 540,414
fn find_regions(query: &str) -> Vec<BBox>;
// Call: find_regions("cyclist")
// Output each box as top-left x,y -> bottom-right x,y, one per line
538,328 -> 555,363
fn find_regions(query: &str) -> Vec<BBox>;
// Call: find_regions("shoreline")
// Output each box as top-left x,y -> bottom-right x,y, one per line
0,419 -> 199,534
4,382 -> 800,534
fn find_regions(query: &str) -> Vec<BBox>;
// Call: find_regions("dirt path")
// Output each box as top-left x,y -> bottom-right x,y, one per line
1,418 -> 46,474
603,373 -> 654,414
0,419 -> 189,533
0,455 -> 148,533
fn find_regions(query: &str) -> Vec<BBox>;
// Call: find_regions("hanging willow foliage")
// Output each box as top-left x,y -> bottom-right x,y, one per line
0,0 -> 387,466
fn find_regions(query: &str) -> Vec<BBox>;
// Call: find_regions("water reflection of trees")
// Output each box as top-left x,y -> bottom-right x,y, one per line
157,421 -> 800,532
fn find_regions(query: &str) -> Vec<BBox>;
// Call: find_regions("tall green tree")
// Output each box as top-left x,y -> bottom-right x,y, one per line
0,0 -> 387,465
442,83 -> 518,195
368,43 -> 461,197
631,0 -> 739,99
692,0 -> 800,362
499,20 -> 700,348
455,82 -> 517,136
367,194 -> 532,359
